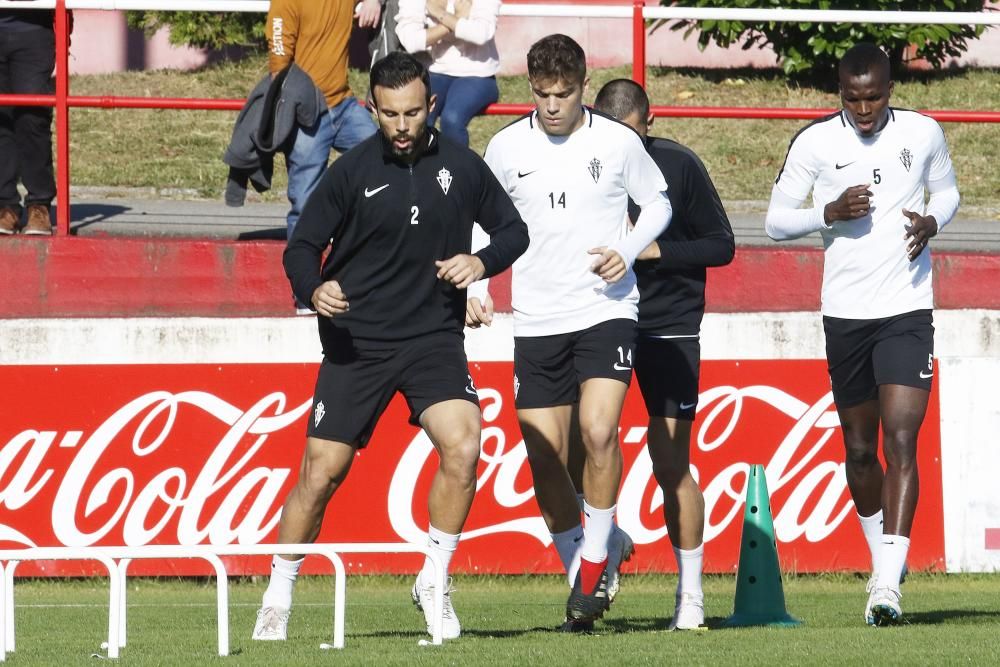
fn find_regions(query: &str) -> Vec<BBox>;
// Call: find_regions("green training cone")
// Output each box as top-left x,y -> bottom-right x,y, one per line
723,464 -> 802,628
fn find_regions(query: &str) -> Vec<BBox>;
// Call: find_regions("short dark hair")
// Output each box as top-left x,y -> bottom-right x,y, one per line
370,52 -> 431,102
839,42 -> 891,81
527,34 -> 586,85
594,78 -> 649,121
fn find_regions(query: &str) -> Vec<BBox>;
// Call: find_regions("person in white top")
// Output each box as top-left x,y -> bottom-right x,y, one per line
395,0 -> 500,145
765,42 -> 960,628
468,34 -> 672,631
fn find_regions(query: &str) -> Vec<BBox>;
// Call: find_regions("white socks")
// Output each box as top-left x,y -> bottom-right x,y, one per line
418,525 -> 460,587
580,501 -> 615,564
674,544 -> 704,598
858,510 -> 885,574
261,555 -> 304,611
876,535 -> 910,591
552,524 -> 584,586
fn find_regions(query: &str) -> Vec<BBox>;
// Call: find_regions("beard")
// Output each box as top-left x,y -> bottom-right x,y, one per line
386,126 -> 426,159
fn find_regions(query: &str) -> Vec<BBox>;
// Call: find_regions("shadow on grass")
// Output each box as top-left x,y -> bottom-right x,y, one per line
600,615 -> 729,633
347,626 -> 547,640
904,608 -> 1000,625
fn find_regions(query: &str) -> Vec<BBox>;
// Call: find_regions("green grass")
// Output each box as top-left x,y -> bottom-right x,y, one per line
7,573 -> 1000,664
67,55 -> 1000,206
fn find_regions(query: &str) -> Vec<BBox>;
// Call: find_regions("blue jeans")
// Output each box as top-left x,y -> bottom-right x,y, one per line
427,73 -> 498,146
285,95 -> 376,239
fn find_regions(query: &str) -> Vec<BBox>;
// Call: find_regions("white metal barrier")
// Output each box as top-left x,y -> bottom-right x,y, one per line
0,543 -> 443,661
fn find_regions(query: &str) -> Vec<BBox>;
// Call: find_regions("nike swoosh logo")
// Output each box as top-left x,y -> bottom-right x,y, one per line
364,184 -> 390,197
679,401 -> 697,410
613,363 -> 632,372
919,371 -> 933,379
835,162 -> 855,170
517,170 -> 537,178
466,386 -> 478,396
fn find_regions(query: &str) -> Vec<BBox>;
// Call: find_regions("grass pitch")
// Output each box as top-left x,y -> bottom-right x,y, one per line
7,573 -> 1000,665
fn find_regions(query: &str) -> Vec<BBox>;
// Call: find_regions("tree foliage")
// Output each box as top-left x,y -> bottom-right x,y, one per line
661,0 -> 990,80
125,12 -> 265,51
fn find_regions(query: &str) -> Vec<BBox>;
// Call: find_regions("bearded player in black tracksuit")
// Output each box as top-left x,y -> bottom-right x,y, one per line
570,79 -> 734,631
252,52 -> 528,644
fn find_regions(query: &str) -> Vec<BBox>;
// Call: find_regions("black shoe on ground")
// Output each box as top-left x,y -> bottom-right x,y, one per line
565,565 -> 611,624
558,617 -> 595,633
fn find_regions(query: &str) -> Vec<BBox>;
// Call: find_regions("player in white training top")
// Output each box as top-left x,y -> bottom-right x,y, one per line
766,42 -> 959,627
468,34 -> 671,631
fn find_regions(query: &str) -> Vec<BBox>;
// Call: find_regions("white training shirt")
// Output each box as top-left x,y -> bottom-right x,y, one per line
483,109 -> 670,337
768,108 -> 958,319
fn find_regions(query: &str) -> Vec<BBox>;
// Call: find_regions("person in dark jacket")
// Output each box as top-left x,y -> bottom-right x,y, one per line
0,7 -> 56,235
568,78 -> 734,631
252,52 -> 528,644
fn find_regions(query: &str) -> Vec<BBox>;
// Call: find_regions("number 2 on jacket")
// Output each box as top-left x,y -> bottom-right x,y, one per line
411,205 -> 420,225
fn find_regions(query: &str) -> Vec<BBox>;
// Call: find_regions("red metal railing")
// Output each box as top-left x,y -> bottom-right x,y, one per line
4,0 -> 1000,236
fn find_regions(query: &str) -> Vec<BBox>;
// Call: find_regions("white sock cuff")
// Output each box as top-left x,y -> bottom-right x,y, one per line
882,534 -> 911,547
427,525 -> 461,552
582,501 -> 616,519
858,510 -> 884,527
271,555 -> 304,575
674,544 -> 704,560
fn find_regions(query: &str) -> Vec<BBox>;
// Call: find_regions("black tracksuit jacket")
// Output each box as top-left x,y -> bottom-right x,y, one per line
284,128 -> 529,352
630,136 -> 735,336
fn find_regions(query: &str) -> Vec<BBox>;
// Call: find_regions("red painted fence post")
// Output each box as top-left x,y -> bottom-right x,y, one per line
55,0 -> 70,236
632,0 -> 646,88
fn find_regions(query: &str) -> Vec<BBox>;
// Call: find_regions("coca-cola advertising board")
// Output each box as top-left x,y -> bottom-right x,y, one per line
0,360 -> 944,576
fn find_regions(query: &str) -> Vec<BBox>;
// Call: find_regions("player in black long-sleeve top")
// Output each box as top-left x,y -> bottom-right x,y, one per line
570,79 -> 734,631
254,52 -> 528,644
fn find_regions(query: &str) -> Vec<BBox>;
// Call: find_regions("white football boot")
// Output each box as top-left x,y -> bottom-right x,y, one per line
865,565 -> 907,625
606,525 -> 636,603
869,587 -> 903,626
668,592 -> 706,631
412,576 -> 462,639
252,606 -> 290,641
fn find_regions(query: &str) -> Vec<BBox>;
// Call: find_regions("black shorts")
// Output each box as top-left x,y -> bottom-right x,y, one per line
513,318 -> 635,409
824,309 -> 934,408
307,331 -> 479,447
634,336 -> 701,420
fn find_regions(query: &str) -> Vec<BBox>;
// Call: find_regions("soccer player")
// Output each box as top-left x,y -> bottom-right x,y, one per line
468,34 -> 672,630
765,42 -> 959,626
571,78 -> 734,630
252,51 -> 528,642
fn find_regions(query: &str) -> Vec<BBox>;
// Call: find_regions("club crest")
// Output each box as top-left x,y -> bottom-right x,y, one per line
899,148 -> 913,172
588,158 -> 602,183
314,400 -> 326,427
437,167 -> 452,194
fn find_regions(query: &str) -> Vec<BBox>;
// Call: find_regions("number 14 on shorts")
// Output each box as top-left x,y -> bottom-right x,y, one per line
614,346 -> 632,372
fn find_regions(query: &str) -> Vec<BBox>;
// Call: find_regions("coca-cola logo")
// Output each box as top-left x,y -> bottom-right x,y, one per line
388,384 -> 852,547
0,360 -> 944,573
0,391 -> 309,547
